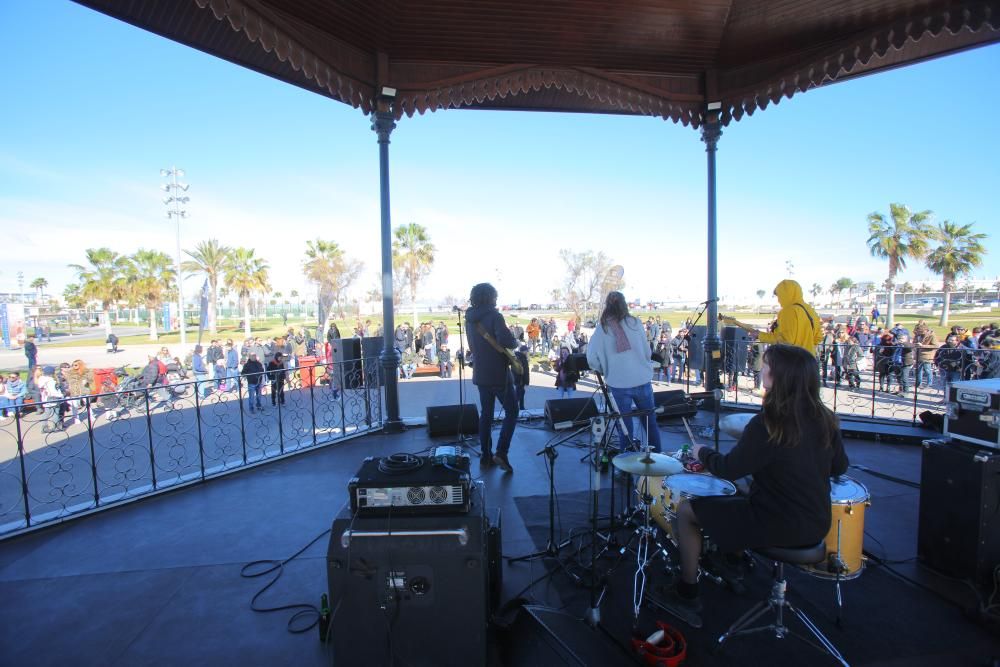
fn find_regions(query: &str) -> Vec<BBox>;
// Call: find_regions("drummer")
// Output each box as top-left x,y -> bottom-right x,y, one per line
658,343 -> 849,624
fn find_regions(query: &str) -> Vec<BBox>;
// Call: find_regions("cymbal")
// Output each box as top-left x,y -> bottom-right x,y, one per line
612,451 -> 684,476
720,413 -> 755,439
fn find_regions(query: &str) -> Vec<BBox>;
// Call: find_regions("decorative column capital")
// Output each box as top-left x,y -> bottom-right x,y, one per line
371,110 -> 396,143
700,111 -> 722,151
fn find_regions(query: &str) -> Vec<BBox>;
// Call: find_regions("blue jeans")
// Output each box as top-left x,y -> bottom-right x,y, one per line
610,383 -> 661,452
246,383 -> 262,411
477,381 -> 517,457
915,362 -> 933,388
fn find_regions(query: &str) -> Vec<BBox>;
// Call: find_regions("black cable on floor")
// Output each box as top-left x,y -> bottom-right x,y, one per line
849,463 -> 920,489
240,528 -> 333,634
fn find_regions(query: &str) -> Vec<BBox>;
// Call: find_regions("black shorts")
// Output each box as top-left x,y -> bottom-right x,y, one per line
691,495 -> 825,554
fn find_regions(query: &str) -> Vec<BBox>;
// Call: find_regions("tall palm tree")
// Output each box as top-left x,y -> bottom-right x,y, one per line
809,283 -> 822,302
925,221 -> 987,326
391,223 -> 435,321
182,239 -> 231,334
834,277 -> 853,304
866,203 -> 932,327
69,248 -> 128,332
126,249 -> 176,340
899,281 -> 913,305
29,277 -> 48,303
224,247 -> 271,338
303,239 -> 363,333
828,281 -> 840,302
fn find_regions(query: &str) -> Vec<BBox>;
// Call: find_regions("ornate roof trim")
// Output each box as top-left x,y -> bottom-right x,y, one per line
719,1 -> 1000,124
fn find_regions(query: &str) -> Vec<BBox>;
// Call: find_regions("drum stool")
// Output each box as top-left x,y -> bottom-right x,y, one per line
717,542 -> 849,667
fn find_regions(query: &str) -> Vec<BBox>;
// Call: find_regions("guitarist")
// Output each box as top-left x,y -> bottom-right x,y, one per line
749,279 -> 824,356
466,282 -> 519,473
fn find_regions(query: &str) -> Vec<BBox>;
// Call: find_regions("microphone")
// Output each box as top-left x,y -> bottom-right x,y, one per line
452,305 -> 466,312
700,297 -> 719,304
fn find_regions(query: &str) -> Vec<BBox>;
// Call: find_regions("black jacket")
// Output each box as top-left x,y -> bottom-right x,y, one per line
241,359 -> 265,385
465,304 -> 517,386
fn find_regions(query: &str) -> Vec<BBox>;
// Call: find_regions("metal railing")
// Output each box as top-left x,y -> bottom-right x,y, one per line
656,342 -> 998,423
0,358 -> 384,539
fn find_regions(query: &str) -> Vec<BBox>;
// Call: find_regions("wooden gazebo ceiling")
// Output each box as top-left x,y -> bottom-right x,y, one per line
75,0 -> 1000,128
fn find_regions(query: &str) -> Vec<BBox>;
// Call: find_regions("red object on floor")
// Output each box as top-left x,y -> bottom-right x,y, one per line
631,621 -> 687,666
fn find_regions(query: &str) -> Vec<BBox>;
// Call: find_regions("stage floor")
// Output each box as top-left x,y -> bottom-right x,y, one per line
0,409 -> 996,666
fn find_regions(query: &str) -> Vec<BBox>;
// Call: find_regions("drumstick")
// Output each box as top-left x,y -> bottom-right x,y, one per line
681,417 -> 699,446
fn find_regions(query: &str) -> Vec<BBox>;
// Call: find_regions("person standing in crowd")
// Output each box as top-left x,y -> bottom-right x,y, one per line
874,332 -> 896,392
64,360 -> 90,425
871,304 -> 881,327
753,280 -> 824,355
553,346 -> 578,398
819,324 -> 836,386
241,352 -> 265,413
5,372 -> 25,416
657,344 -> 848,625
526,318 -> 541,354
36,366 -> 64,433
913,324 -> 938,389
192,345 -> 211,398
24,335 -> 38,371
513,344 -> 530,411
586,291 -> 662,453
267,352 -> 287,406
844,334 -> 863,389
106,332 -> 119,353
225,341 -> 239,391
654,332 -> 672,382
893,332 -> 915,395
934,333 -> 966,393
465,282 -> 518,473
327,321 -> 341,346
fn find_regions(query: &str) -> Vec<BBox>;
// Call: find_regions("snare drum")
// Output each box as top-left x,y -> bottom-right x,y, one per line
651,473 -> 737,538
804,476 -> 870,580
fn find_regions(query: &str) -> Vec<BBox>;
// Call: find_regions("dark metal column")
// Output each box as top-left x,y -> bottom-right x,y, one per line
372,102 -> 403,433
701,110 -> 723,391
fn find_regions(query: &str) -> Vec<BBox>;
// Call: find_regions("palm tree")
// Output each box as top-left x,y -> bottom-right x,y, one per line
867,203 -> 932,327
69,248 -> 128,332
224,247 -> 271,338
392,223 -> 436,321
755,289 -> 765,313
925,221 -> 988,326
809,283 -> 822,302
899,281 -> 913,305
835,277 -> 853,305
182,239 -> 231,334
29,277 -> 48,303
303,239 -> 363,333
828,282 -> 840,303
126,249 -> 176,340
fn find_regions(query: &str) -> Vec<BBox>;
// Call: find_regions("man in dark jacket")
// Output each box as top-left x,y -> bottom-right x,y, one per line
267,352 -> 287,406
241,352 -> 265,413
465,282 -> 518,472
24,336 -> 38,370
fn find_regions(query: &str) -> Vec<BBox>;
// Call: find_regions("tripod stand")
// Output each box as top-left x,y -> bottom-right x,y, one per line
444,307 -> 479,456
507,425 -> 589,567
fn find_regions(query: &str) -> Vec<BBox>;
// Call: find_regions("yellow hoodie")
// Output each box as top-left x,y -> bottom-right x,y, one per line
756,279 -> 824,354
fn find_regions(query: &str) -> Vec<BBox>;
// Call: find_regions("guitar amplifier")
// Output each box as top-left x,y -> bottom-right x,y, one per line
944,378 -> 1000,449
349,454 -> 471,516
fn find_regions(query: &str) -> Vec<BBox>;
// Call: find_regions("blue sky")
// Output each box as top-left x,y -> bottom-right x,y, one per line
1,0 -> 998,306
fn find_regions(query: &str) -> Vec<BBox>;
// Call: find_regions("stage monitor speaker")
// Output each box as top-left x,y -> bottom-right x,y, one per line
917,439 -> 1000,592
327,495 -> 494,667
544,397 -> 598,429
333,337 -> 363,389
653,390 -> 698,420
426,403 -> 479,437
686,326 -> 706,370
722,326 -> 752,373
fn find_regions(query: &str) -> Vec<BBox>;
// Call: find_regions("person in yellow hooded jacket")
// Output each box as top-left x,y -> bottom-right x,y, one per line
755,280 -> 824,355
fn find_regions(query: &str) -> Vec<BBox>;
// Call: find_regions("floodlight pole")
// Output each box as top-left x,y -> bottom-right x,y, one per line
162,167 -> 188,346
701,108 -> 722,392
372,98 -> 403,433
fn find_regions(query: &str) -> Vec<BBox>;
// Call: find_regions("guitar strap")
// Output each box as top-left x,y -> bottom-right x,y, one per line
475,322 -> 523,375
794,303 -> 815,328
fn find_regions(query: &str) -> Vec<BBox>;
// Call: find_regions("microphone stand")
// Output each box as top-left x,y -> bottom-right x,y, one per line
447,307 -> 478,455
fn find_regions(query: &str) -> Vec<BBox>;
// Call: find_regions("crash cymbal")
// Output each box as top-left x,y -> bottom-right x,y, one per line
611,451 -> 683,476
720,413 -> 755,439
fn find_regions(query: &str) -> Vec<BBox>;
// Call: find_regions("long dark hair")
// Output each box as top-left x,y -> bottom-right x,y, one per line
761,344 -> 839,448
600,291 -> 633,331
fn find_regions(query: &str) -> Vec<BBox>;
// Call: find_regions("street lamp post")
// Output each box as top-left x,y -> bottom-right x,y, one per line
16,272 -> 23,304
161,168 -> 189,346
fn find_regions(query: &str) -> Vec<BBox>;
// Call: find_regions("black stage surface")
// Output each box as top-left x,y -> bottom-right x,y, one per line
1,409 -> 998,666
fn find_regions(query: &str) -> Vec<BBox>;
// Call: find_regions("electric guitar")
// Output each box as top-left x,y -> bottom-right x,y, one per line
475,323 -> 524,376
719,315 -> 764,335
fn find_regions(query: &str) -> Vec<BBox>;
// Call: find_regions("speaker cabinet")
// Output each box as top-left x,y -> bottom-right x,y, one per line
722,326 -> 752,373
653,390 -> 697,420
327,496 -> 493,666
361,336 -> 385,388
686,326 -> 706,370
544,397 -> 598,429
918,439 -> 1000,591
426,403 -> 479,437
332,338 -> 363,389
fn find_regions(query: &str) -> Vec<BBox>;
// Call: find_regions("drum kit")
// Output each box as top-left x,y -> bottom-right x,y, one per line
607,413 -> 871,623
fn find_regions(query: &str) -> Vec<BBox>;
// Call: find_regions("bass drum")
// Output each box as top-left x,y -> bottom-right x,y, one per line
803,476 -> 870,580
